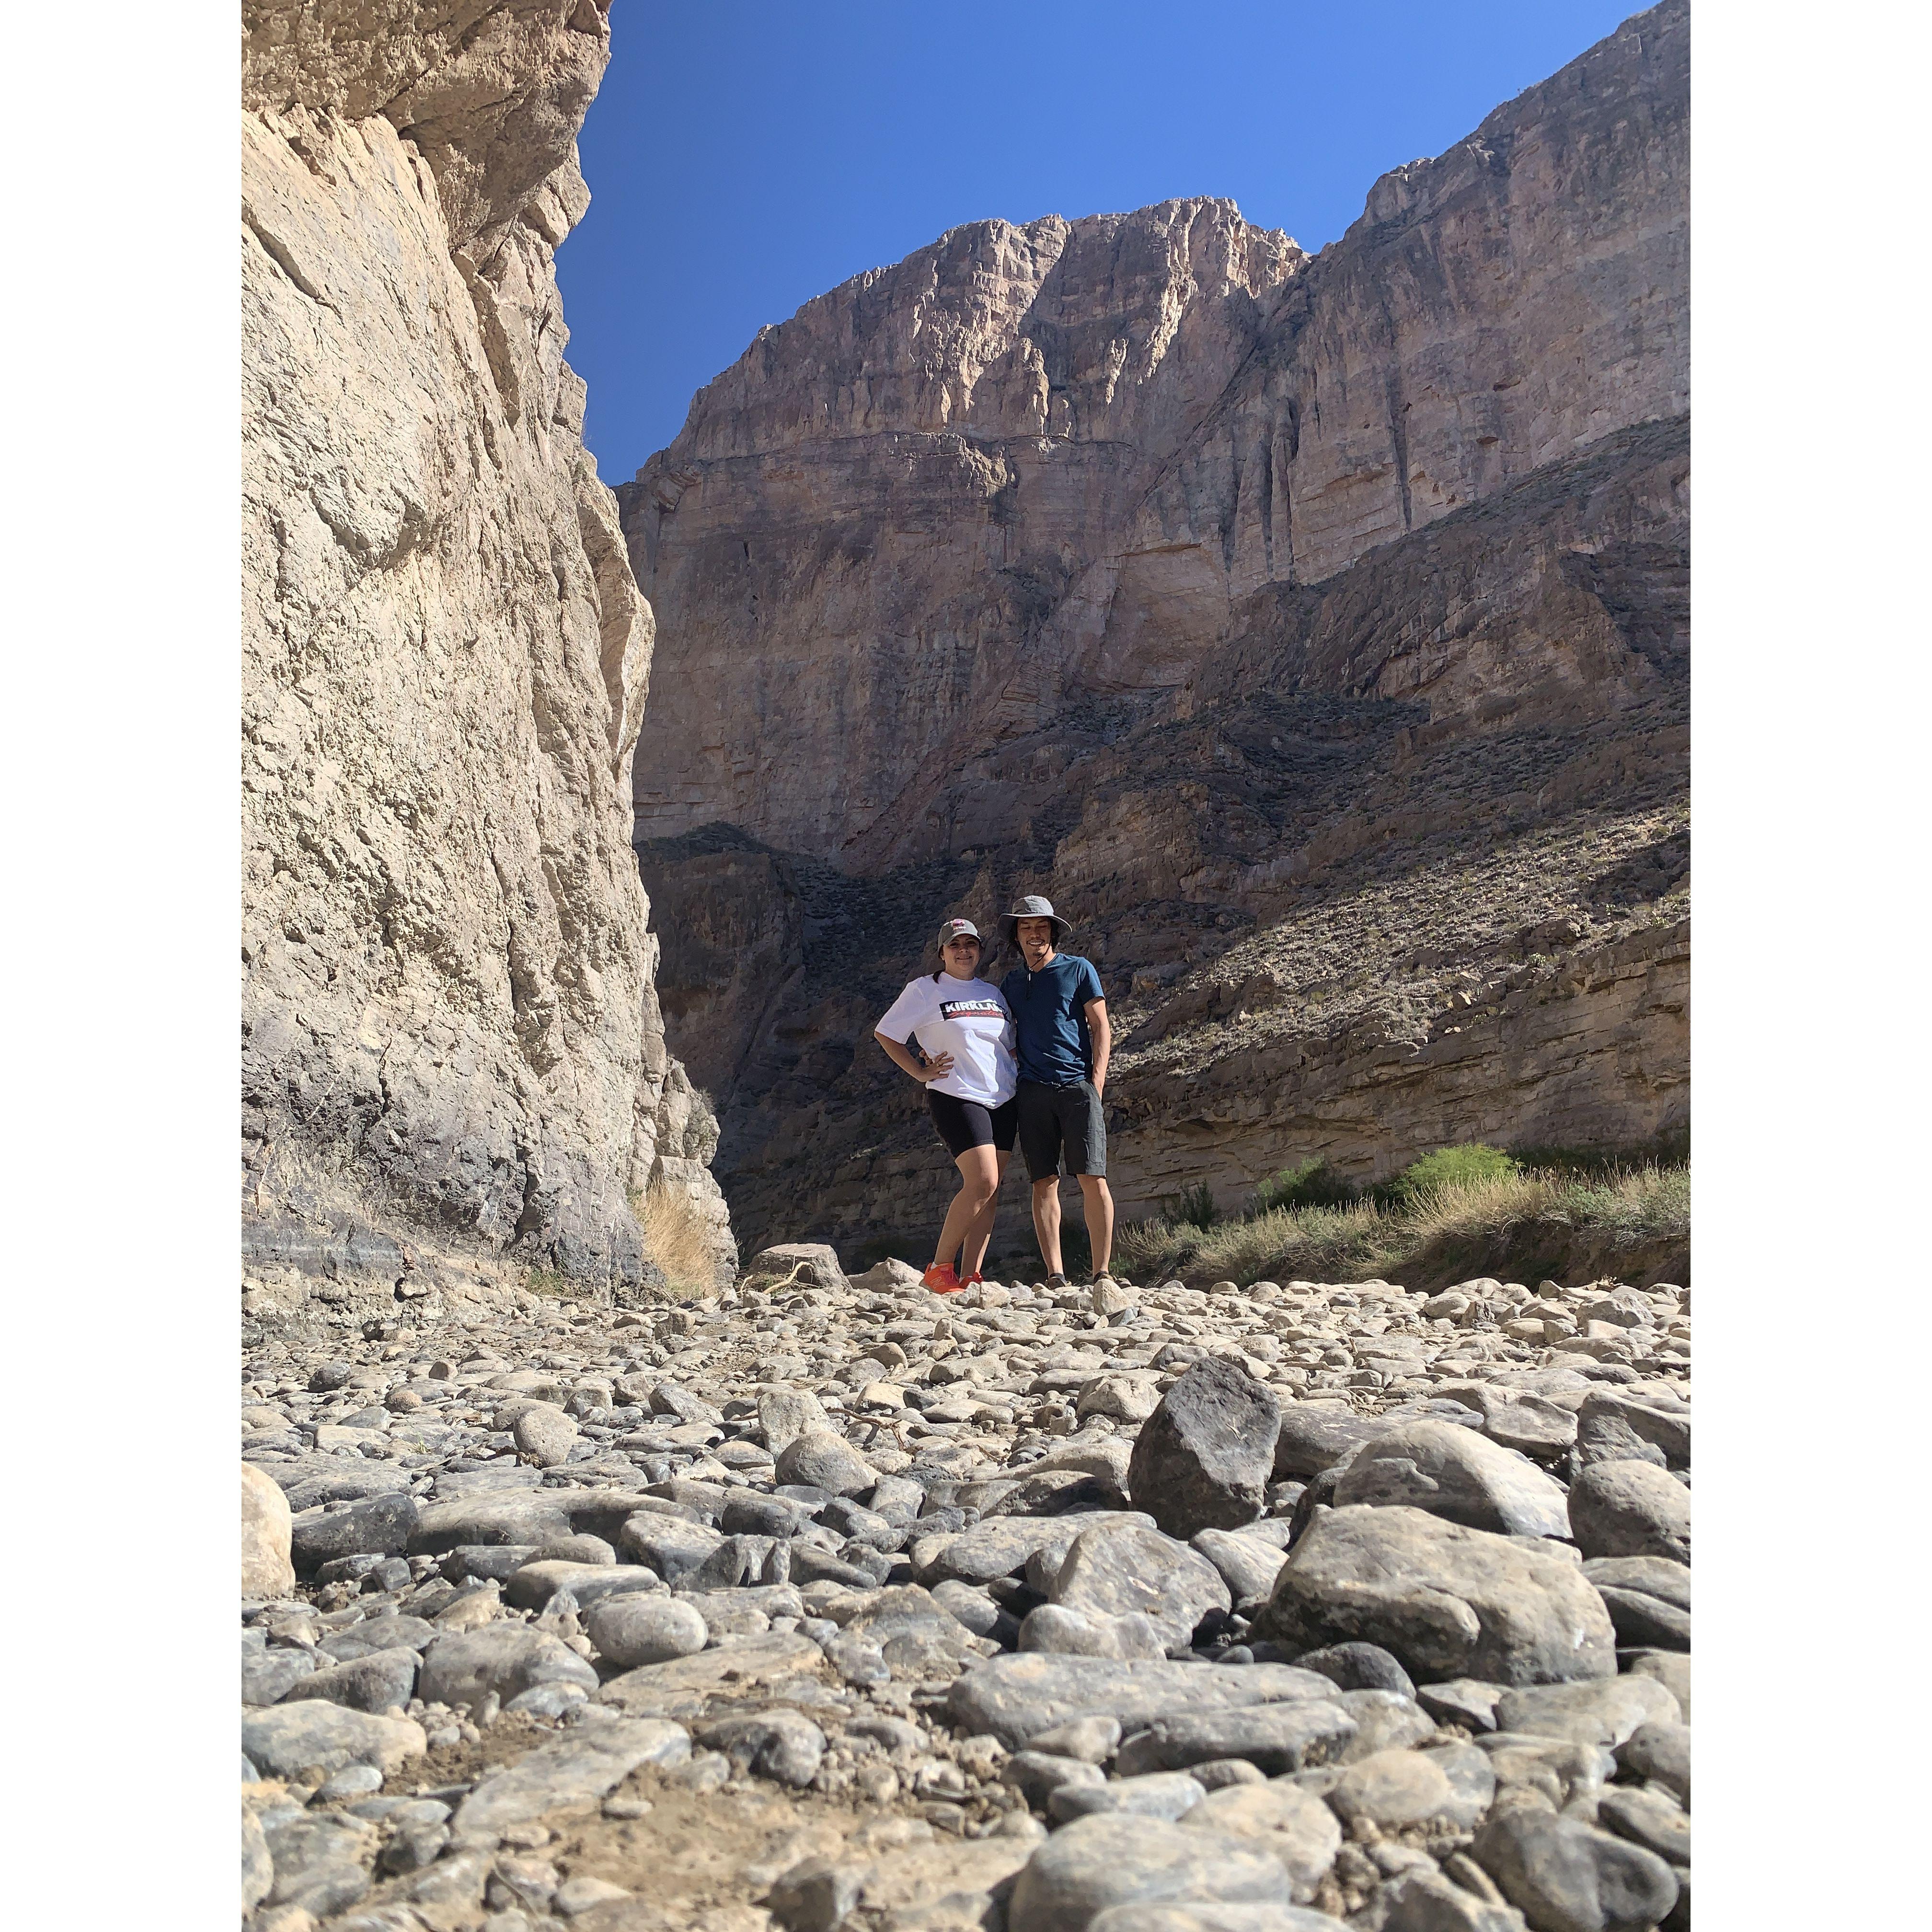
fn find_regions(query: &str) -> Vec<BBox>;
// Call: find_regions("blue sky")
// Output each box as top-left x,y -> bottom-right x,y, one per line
559,1 -> 1640,484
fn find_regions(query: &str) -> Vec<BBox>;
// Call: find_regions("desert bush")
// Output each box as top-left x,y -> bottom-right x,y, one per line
1380,1142 -> 1519,1203
1117,1161 -> 1687,1288
1249,1159 -> 1361,1215
1162,1180 -> 1219,1230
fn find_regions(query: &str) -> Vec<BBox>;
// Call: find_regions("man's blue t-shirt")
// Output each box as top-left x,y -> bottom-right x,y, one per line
1002,954 -> 1104,1086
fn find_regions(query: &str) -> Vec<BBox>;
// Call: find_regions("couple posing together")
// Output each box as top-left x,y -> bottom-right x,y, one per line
874,895 -> 1115,1296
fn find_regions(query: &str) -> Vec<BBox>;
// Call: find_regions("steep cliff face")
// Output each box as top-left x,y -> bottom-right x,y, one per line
242,0 -> 733,1299
624,1 -> 1690,1258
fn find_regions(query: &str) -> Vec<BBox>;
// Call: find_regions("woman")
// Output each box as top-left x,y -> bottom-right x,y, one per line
874,918 -> 1018,1294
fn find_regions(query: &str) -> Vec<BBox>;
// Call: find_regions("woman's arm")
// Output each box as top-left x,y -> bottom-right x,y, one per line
874,1032 -> 954,1083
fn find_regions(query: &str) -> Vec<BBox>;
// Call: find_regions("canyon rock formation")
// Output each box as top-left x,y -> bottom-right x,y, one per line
623,1 -> 1689,1259
242,1 -> 733,1304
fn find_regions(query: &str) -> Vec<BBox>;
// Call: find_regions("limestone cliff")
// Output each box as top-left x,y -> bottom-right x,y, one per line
242,0 -> 733,1301
623,2 -> 1690,1257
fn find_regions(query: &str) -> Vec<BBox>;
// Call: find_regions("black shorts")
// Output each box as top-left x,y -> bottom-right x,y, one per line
927,1090 -> 1018,1159
1017,1079 -> 1107,1180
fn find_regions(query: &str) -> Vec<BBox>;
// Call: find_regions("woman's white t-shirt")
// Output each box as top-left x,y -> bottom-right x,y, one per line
876,974 -> 1018,1108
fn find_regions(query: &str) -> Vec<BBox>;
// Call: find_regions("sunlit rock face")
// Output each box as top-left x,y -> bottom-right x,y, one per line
622,2 -> 1688,1255
242,1 -> 732,1293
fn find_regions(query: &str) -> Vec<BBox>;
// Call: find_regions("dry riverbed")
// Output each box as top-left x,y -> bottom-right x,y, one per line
240,1246 -> 1690,1932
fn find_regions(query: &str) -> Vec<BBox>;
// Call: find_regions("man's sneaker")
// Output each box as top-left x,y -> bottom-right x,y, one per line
922,1263 -> 964,1295
1044,1273 -> 1070,1291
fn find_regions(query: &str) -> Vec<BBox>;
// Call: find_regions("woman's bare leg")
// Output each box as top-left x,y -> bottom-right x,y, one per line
960,1150 -> 1011,1279
933,1145 -> 1002,1271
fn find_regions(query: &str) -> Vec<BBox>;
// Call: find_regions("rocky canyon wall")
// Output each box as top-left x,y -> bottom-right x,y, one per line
242,1 -> 733,1306
623,1 -> 1690,1259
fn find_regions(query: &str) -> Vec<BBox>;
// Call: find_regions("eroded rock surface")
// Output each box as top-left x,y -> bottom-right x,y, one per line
622,1 -> 1690,1254
241,0 -> 733,1306
239,1260 -> 1689,1928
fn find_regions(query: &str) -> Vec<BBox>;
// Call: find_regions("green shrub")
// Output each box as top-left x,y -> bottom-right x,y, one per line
1380,1143 -> 1519,1204
1161,1181 -> 1219,1230
1250,1160 -> 1361,1215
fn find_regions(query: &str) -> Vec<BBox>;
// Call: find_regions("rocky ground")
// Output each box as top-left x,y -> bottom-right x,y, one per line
240,1248 -> 1690,1932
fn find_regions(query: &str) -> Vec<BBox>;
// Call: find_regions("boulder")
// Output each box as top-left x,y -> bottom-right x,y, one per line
242,1702 -> 426,1780
1254,1506 -> 1618,1686
1114,1702 -> 1358,1777
585,1596 -> 708,1668
1178,1779 -> 1343,1900
1581,1556 -> 1690,1650
512,1402 -> 579,1468
1473,1806 -> 1679,1932
1127,1358 -> 1281,1537
1334,1421 -> 1570,1538
1272,1403 -> 1380,1479
773,1430 -> 875,1497
1190,1529 -> 1289,1609
1051,1518 -> 1232,1647
279,1647 -> 418,1715
1020,1605 -> 1169,1660
748,1243 -> 848,1291
949,1653 -> 1337,1751
1006,1814 -> 1293,1932
453,1720 -> 691,1835
1495,1677 -> 1680,1749
1567,1461 -> 1690,1564
290,1493 -> 419,1572
242,1462 -> 295,1598
756,1387 -> 836,1458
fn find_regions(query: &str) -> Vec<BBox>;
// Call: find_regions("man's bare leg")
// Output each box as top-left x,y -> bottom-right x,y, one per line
1076,1173 -> 1115,1276
1031,1175 -> 1064,1276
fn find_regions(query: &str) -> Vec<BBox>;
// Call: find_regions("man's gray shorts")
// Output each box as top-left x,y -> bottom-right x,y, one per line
1017,1079 -> 1106,1180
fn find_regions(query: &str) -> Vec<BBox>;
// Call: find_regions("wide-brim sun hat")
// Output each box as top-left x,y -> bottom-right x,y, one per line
1003,894 -> 1071,944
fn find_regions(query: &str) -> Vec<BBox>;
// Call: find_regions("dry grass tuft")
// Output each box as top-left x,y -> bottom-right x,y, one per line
1117,1162 -> 1689,1288
634,1180 -> 723,1295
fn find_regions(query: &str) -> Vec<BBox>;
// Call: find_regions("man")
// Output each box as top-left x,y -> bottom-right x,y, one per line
1000,895 -> 1116,1288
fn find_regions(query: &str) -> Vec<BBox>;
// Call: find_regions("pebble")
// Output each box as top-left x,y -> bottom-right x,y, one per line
1048,1771 -> 1208,1823
1114,1701 -> 1358,1777
416,1624 -> 598,1712
698,1710 -> 828,1786
239,1259 -> 1689,1928
281,1646 -> 419,1715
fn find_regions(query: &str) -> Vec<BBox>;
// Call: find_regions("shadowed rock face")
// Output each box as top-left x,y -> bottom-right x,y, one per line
241,2 -> 732,1293
623,2 -> 1690,1257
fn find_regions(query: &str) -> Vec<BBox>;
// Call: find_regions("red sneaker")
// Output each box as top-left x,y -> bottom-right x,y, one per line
922,1262 -> 964,1295
966,1273 -> 984,1286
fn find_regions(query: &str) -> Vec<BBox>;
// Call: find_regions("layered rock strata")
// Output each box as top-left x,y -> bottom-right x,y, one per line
624,2 -> 1690,1256
242,1 -> 732,1299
